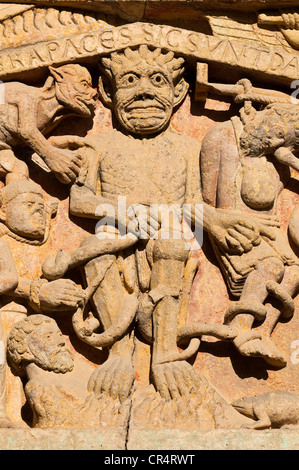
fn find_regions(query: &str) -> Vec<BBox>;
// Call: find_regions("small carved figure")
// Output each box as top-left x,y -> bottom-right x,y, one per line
43,46 -> 272,402
232,391 -> 299,429
6,315 -> 95,428
0,64 -> 97,185
7,314 -> 131,429
201,102 -> 299,366
0,179 -> 85,427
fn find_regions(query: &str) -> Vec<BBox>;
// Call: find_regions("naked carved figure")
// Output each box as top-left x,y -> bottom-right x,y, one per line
201,102 -> 299,367
41,46 -> 277,405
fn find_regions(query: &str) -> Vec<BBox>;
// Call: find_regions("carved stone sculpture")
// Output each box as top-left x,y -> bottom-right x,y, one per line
0,64 -> 97,184
0,179 -> 85,427
0,0 -> 297,450
201,102 -> 299,367
232,391 -> 299,429
41,46 -> 268,408
7,314 -> 88,428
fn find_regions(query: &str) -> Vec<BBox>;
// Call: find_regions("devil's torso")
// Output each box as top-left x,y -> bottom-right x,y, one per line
85,127 -> 201,206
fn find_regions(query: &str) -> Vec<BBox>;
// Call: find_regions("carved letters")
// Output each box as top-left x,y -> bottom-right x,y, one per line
1,21 -> 299,84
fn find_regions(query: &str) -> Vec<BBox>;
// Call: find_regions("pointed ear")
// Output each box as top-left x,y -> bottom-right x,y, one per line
49,66 -> 65,83
173,78 -> 189,108
98,75 -> 113,108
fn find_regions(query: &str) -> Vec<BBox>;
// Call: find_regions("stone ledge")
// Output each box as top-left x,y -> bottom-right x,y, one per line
0,428 -> 298,450
127,429 -> 299,450
0,428 -> 127,450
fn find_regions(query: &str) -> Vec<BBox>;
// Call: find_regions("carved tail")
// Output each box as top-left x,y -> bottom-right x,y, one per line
72,259 -> 138,347
266,280 -> 295,319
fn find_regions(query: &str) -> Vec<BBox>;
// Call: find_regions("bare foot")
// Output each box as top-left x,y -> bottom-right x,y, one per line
87,353 -> 135,402
151,360 -> 201,400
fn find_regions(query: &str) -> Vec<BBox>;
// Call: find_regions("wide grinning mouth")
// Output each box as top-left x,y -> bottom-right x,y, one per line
126,100 -> 165,111
125,105 -> 166,120
127,108 -> 165,117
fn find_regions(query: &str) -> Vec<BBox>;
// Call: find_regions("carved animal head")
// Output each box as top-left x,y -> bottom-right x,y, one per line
7,315 -> 74,374
98,45 -> 189,135
49,64 -> 97,118
231,396 -> 255,418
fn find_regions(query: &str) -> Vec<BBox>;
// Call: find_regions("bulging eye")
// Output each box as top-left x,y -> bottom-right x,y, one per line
150,73 -> 167,87
121,73 -> 138,87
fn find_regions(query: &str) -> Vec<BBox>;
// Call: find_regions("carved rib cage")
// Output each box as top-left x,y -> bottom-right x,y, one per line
0,7 -> 109,50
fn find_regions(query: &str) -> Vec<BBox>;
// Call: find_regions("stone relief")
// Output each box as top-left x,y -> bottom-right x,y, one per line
0,63 -> 97,184
201,101 -> 299,368
0,1 -> 298,437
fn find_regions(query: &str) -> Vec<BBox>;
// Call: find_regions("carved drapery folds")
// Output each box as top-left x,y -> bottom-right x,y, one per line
0,1 -> 298,433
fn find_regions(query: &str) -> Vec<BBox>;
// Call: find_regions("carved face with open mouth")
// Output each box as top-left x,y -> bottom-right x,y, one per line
99,46 -> 188,135
113,62 -> 176,134
70,76 -> 98,117
52,64 -> 98,118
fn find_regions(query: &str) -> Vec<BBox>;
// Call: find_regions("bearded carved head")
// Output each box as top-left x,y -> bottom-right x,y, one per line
7,314 -> 74,374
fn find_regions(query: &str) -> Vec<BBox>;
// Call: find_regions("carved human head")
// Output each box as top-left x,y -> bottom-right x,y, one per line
98,45 -> 189,135
49,64 -> 97,117
7,315 -> 74,374
240,103 -> 299,158
0,180 -> 47,239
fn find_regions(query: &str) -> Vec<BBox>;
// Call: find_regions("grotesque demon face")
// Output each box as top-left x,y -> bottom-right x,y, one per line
99,46 -> 188,135
51,64 -> 98,118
